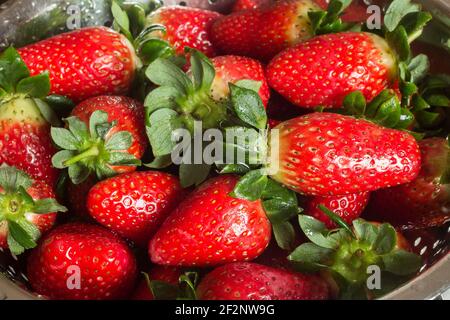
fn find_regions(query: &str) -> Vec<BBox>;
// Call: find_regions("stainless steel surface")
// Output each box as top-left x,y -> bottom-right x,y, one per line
0,0 -> 449,300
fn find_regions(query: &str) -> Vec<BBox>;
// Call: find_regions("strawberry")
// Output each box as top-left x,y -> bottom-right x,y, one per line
0,166 -> 66,255
289,215 -> 421,299
268,113 -> 421,196
145,6 -> 222,58
18,27 -> 137,102
232,0 -> 273,12
365,137 -> 450,230
27,223 -> 137,300
87,171 -> 184,246
0,47 -> 60,186
197,262 -> 330,300
266,32 -> 398,108
304,192 -> 370,228
51,96 -> 147,185
149,175 -> 272,266
67,176 -> 97,218
211,0 -> 321,61
132,266 -> 183,300
211,55 -> 270,106
315,0 -> 379,23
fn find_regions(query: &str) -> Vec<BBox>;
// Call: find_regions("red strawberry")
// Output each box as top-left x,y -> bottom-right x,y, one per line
267,32 -> 398,108
365,137 -> 450,230
51,96 -> 147,185
268,113 -> 421,196
0,166 -> 66,255
232,0 -> 273,12
132,266 -> 182,300
146,6 -> 222,57
18,27 -> 137,103
211,0 -> 320,61
0,47 -> 59,186
87,171 -> 184,246
27,223 -> 137,300
211,55 -> 270,106
314,0 -> 378,23
149,175 -> 271,266
67,176 -> 97,218
304,192 -> 370,228
197,262 -> 330,300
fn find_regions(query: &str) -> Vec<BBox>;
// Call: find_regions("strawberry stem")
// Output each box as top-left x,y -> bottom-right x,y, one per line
64,145 -> 100,166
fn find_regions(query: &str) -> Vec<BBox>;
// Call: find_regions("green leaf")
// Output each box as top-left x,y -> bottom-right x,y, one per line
139,39 -> 175,65
111,0 -> 132,41
263,198 -> 299,225
0,165 -> 33,192
178,272 -> 198,300
51,127 -> 79,150
384,0 -> 420,32
189,49 -> 215,92
234,80 -> 262,94
230,83 -> 267,129
146,58 -> 192,94
65,116 -> 89,142
8,220 -> 39,251
144,86 -> 181,115
318,205 -> 354,236
408,54 -> 430,83
272,221 -> 296,251
230,169 -> 268,201
219,164 -> 251,174
146,108 -> 183,157
16,72 -> 50,98
52,150 -> 75,169
108,152 -> 141,166
426,94 -> 450,107
145,155 -> 173,169
372,223 -> 397,254
33,99 -> 62,127
150,280 -> 179,300
298,215 -> 337,249
44,95 -> 75,117
105,131 -> 133,151
7,232 -> 25,256
343,91 -> 366,116
0,47 -> 30,93
289,242 -> 334,265
179,163 -> 211,188
33,198 -> 68,214
89,110 -> 109,139
68,163 -> 91,185
382,250 -> 422,276
386,26 -> 411,62
401,11 -> 432,43
353,219 -> 378,244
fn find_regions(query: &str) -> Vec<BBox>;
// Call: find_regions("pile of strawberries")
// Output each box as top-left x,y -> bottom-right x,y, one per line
0,0 -> 448,300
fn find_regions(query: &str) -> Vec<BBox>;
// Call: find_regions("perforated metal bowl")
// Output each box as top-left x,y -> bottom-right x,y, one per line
0,0 -> 449,300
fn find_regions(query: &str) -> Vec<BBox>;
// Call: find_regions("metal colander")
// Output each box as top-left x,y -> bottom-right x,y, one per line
0,0 -> 449,300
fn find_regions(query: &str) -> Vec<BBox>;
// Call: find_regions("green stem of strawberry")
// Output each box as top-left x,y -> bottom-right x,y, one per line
64,145 -> 101,167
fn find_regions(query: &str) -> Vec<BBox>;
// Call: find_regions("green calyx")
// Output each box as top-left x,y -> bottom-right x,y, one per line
309,0 -> 356,35
288,207 -> 422,299
144,271 -> 198,300
51,110 -> 141,184
0,166 -> 67,255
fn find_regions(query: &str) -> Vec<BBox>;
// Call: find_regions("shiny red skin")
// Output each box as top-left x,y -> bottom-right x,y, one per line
305,192 -> 370,228
197,262 -> 330,300
132,266 -> 182,300
149,175 -> 271,266
314,0 -> 376,23
71,96 -> 147,174
0,180 -> 57,249
87,171 -> 183,246
270,113 -> 421,196
212,0 -> 319,61
19,27 -> 136,103
146,6 -> 222,57
366,138 -> 450,230
267,32 -> 397,108
27,223 -> 137,300
211,55 -> 270,106
232,0 -> 273,11
0,121 -> 58,186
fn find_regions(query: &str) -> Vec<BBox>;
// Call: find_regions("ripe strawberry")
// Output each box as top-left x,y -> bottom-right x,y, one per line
132,266 -> 182,300
211,0 -> 321,61
315,0 -> 376,23
304,192 -> 370,228
51,96 -> 147,185
211,55 -> 270,106
267,32 -> 398,108
365,137 -> 450,230
149,175 -> 271,266
27,223 -> 137,300
0,166 -> 66,255
87,171 -> 184,246
197,262 -> 330,300
0,47 -> 59,186
18,27 -> 137,103
232,0 -> 273,12
268,113 -> 421,196
146,6 -> 222,57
